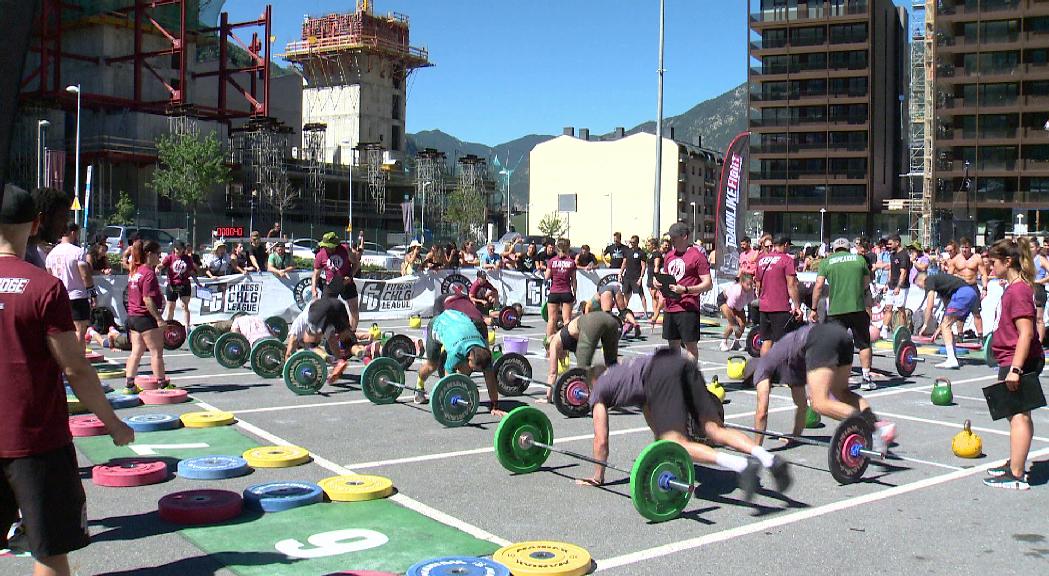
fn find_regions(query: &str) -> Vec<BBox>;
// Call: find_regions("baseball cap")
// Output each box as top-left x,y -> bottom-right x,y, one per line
173,240 -> 187,250
667,222 -> 691,238
318,232 -> 340,248
831,237 -> 851,251
0,184 -> 38,224
773,234 -> 791,246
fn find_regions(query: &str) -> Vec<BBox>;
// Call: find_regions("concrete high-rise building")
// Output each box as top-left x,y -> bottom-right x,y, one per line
931,0 -> 1049,241
747,0 -> 906,240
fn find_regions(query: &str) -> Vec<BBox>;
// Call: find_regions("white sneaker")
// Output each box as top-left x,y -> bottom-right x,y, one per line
861,376 -> 877,391
718,340 -> 732,352
935,359 -> 960,369
413,388 -> 428,404
872,421 -> 897,455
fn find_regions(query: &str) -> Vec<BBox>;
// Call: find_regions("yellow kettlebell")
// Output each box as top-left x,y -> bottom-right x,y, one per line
368,323 -> 381,341
409,314 -> 422,329
952,419 -> 983,458
488,326 -> 497,345
726,355 -> 748,381
706,375 -> 726,403
557,355 -> 570,375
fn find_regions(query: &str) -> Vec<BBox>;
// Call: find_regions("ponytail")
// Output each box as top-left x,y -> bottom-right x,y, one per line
1018,237 -> 1035,285
130,239 -> 145,270
987,238 -> 1035,285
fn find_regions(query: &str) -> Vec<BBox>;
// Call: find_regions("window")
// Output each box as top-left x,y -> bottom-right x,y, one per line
392,94 -> 401,120
828,185 -> 866,205
829,130 -> 867,151
789,132 -> 827,151
829,76 -> 867,97
829,157 -> 867,179
829,104 -> 867,124
829,22 -> 868,44
789,26 -> 825,46
828,50 -> 867,70
391,125 -> 402,152
761,28 -> 789,48
791,105 -> 827,124
978,146 -> 1017,169
979,114 -> 1018,138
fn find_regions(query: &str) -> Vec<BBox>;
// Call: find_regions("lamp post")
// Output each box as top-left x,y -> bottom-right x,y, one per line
690,201 -> 698,242
652,0 -> 666,239
340,139 -> 354,236
819,207 -> 827,245
65,85 -> 81,220
36,120 -> 50,188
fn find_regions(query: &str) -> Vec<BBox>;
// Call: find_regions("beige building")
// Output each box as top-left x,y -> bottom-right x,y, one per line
528,129 -> 722,251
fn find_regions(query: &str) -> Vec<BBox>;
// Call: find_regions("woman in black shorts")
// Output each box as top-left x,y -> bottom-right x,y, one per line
647,237 -> 669,327
123,240 -> 169,393
544,239 -> 577,338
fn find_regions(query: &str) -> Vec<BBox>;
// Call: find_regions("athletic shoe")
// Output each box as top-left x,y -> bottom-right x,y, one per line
121,384 -> 141,395
987,461 -> 1011,478
769,455 -> 793,493
983,472 -> 1029,490
414,388 -> 428,404
861,376 -> 877,391
719,340 -> 732,352
731,338 -> 741,351
737,456 -> 762,501
935,359 -> 960,369
872,421 -> 897,455
160,380 -> 176,390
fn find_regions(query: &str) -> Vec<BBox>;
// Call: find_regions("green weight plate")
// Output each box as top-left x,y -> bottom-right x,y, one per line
431,374 -> 479,428
892,326 -> 911,356
630,440 -> 694,523
250,338 -> 285,379
553,368 -> 590,419
494,352 -> 531,397
541,300 -> 548,322
188,325 -> 218,358
829,415 -> 873,484
264,316 -> 288,341
493,406 -> 553,474
983,333 -> 997,368
214,332 -> 250,369
282,350 -> 327,395
361,357 -> 405,405
381,334 -> 417,371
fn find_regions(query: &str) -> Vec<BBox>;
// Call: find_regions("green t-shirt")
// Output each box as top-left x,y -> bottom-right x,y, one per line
268,252 -> 292,270
819,252 -> 869,316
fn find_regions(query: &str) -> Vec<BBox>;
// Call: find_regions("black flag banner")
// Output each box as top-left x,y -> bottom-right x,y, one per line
714,131 -> 750,280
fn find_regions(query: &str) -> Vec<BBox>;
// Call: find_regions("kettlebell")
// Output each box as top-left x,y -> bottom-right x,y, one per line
726,355 -> 748,381
492,344 -> 503,363
557,355 -> 570,375
805,406 -> 822,429
706,375 -> 726,403
409,314 -> 422,329
382,330 -> 395,343
952,419 -> 983,458
368,323 -> 381,341
488,327 -> 497,345
931,377 -> 954,406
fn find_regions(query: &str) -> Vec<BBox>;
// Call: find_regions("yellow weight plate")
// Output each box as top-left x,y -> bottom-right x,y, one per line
242,445 -> 311,468
873,341 -> 893,351
917,346 -> 939,355
67,396 -> 87,415
96,368 -> 125,380
493,540 -> 592,576
318,474 -> 394,502
180,411 -> 236,428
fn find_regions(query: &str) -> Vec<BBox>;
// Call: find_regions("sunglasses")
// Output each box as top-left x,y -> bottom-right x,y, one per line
763,244 -> 772,248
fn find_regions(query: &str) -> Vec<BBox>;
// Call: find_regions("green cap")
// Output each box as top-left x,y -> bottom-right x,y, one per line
318,232 -> 340,249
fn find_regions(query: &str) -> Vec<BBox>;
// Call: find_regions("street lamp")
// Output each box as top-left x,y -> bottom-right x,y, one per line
65,85 -> 81,220
499,167 -> 511,235
36,120 -> 50,188
340,139 -> 354,236
819,207 -> 827,245
689,201 -> 698,242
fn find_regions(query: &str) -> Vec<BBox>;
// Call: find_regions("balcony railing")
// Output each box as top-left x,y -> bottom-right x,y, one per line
750,0 -> 868,23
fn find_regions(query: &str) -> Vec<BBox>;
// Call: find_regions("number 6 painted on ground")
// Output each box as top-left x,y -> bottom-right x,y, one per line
274,529 -> 388,559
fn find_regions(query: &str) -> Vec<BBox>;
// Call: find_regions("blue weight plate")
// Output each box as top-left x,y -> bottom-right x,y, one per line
66,383 -> 112,397
122,413 -> 181,432
405,557 -> 510,576
106,392 -> 142,409
242,481 -> 324,513
177,455 -> 252,480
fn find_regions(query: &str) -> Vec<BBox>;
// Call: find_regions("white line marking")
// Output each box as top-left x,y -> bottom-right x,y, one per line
192,399 -> 511,547
888,454 -> 962,471
895,388 -> 986,402
876,411 -> 1049,443
593,446 -> 1049,571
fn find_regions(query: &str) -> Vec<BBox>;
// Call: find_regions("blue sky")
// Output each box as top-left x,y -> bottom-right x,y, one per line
223,1 -> 911,145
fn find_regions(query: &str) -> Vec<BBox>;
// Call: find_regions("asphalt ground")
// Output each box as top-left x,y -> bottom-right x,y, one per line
6,316 -> 1049,576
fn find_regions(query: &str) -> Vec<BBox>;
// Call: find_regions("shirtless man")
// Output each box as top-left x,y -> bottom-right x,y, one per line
947,238 -> 986,337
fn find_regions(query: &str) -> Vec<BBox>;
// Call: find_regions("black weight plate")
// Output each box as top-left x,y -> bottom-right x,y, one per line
163,320 -> 187,350
494,353 -> 531,397
746,327 -> 762,358
381,334 -> 417,371
250,338 -> 285,379
895,341 -> 918,377
431,374 -> 479,427
282,350 -> 327,395
360,357 -> 405,405
553,368 -> 590,418
264,316 -> 289,341
189,325 -> 218,358
829,415 -> 873,484
214,332 -> 250,368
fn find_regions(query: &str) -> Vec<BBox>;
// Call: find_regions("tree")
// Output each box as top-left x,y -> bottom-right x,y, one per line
264,177 -> 299,233
108,191 -> 136,225
444,186 -> 487,242
150,130 -> 230,246
538,211 -> 567,238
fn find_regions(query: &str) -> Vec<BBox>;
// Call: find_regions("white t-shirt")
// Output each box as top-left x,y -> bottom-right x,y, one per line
231,315 -> 274,345
45,241 -> 88,300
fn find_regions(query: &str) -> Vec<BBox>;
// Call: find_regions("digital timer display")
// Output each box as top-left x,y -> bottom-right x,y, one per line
214,226 -> 244,238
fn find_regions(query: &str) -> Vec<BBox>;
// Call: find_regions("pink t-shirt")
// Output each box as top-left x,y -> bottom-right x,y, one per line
722,283 -> 754,311
662,247 -> 711,313
161,253 -> 196,286
738,248 -> 758,277
232,315 -> 275,345
547,255 -> 576,294
127,264 -> 161,317
44,241 -> 88,300
314,245 -> 354,283
756,251 -> 796,313
992,281 -> 1041,367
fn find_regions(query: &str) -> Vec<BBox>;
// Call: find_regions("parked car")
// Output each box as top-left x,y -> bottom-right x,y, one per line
104,226 -> 178,255
288,238 -> 319,261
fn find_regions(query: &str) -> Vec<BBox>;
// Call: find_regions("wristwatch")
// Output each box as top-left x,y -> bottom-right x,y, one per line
1010,366 -> 1023,376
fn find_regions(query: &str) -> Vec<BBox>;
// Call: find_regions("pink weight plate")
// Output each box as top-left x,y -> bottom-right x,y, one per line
93,460 -> 169,487
69,415 -> 108,437
139,389 -> 189,405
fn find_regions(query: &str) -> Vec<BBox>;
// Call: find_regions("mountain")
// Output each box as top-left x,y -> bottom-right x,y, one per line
405,81 -> 747,207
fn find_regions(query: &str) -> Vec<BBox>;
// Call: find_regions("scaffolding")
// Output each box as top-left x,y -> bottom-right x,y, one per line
907,1 -> 931,247
414,148 -> 446,239
922,0 -> 936,244
231,117 -> 291,233
361,143 -> 388,214
455,155 -> 489,243
302,123 -> 327,236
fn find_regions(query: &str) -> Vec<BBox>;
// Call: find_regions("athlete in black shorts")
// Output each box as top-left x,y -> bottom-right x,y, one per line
579,348 -> 792,499
619,235 -> 649,318
545,311 -> 620,402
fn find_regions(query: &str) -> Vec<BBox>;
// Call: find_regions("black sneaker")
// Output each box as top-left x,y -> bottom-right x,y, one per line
769,455 -> 793,493
983,471 -> 1029,490
737,456 -> 761,501
987,461 -> 1010,478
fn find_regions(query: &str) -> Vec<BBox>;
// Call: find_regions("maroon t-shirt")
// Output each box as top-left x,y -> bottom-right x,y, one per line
547,255 -> 576,294
161,253 -> 195,286
314,245 -> 354,284
756,251 -> 797,313
992,281 -> 1041,367
469,277 -> 496,300
127,264 -> 161,317
0,257 -> 76,457
443,293 -> 485,324
662,246 -> 711,313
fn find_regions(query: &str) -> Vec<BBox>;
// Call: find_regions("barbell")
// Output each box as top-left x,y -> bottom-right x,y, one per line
361,357 -> 479,427
493,353 -> 592,418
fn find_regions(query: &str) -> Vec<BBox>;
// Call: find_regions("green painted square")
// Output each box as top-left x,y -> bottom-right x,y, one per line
74,426 -> 259,464
180,500 -> 499,576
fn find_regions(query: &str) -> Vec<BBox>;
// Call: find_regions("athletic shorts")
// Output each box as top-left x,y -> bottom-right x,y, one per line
804,323 -> 854,371
945,285 -> 980,319
996,354 -> 1045,378
1035,284 -> 1047,309
621,276 -> 642,295
70,298 -> 91,322
126,314 -> 158,333
644,349 -> 722,437
0,444 -> 90,558
547,291 -> 575,305
662,310 -> 701,343
828,310 -> 872,350
165,283 -> 191,302
575,312 -> 620,368
321,278 -> 358,301
424,327 -> 445,366
887,287 -> 908,308
759,310 -> 792,343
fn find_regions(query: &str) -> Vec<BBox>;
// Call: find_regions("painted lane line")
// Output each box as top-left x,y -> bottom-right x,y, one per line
875,411 -> 1049,443
192,399 -> 512,547
593,446 -> 1049,571
895,388 -> 987,402
887,454 -> 962,471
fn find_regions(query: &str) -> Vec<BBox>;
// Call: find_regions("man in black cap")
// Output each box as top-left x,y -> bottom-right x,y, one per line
755,234 -> 801,356
652,222 -> 712,360
0,184 -> 134,576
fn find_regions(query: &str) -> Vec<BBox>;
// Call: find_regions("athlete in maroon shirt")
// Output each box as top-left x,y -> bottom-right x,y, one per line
545,238 -> 577,338
653,222 -> 712,359
312,232 -> 361,330
124,240 -> 169,393
159,240 -> 198,329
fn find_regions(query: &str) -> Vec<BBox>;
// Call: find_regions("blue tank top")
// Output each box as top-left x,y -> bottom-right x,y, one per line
1036,255 -> 1048,281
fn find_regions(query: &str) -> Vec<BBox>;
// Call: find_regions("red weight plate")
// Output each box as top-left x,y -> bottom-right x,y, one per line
158,489 -> 243,525
85,352 -> 105,363
565,379 -> 589,407
139,389 -> 189,405
135,375 -> 162,391
69,415 -> 108,437
93,460 -> 169,487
